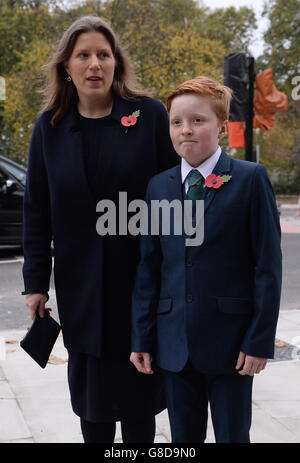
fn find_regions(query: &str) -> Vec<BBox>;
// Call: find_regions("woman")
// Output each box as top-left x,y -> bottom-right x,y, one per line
22,15 -> 178,443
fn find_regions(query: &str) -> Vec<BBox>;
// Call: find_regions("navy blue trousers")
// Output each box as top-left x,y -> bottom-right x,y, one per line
162,359 -> 253,443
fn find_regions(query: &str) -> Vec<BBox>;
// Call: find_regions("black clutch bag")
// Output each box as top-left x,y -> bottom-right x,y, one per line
20,312 -> 61,368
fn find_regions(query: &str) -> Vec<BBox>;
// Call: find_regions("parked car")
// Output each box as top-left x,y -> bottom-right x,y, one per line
0,155 -> 26,247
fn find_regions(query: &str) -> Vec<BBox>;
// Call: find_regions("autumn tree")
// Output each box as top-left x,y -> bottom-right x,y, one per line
0,0 -> 54,76
0,0 -> 63,156
198,6 -> 257,54
105,0 -> 226,100
2,41 -> 53,162
0,0 -> 106,159
1,0 -> 263,163
260,0 -> 300,93
2,0 -> 227,161
253,0 -> 300,192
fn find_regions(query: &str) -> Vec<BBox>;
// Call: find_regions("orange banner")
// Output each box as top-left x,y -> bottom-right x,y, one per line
253,68 -> 288,130
228,121 -> 245,148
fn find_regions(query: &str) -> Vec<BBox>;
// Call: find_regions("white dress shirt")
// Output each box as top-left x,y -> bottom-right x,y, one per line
181,146 -> 222,194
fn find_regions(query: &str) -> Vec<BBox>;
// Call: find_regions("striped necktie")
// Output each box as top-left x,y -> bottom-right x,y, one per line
185,169 -> 205,230
186,169 -> 205,200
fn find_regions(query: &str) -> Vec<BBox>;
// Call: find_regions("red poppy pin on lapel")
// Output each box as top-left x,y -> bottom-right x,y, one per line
121,110 -> 140,133
205,174 -> 232,196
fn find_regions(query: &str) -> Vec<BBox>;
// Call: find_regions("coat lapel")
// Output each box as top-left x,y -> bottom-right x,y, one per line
167,165 -> 184,202
61,97 -> 130,203
94,97 -> 138,193
165,166 -> 188,253
165,153 -> 232,246
56,101 -> 97,204
167,151 -> 232,212
203,150 -> 232,214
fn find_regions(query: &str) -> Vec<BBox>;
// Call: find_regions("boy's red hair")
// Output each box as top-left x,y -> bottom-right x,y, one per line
166,76 -> 233,122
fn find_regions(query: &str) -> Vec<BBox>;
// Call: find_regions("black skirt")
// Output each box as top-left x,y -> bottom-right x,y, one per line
67,351 -> 166,423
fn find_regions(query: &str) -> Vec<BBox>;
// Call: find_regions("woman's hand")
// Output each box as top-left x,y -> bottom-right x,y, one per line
25,293 -> 52,320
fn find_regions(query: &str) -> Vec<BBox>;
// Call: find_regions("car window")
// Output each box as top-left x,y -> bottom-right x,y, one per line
0,160 -> 26,187
0,169 -> 7,192
0,169 -> 6,182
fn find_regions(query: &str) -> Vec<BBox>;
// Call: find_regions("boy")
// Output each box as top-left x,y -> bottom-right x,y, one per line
130,76 -> 282,443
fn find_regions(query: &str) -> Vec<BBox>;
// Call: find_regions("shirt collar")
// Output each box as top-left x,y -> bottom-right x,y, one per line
181,146 -> 222,184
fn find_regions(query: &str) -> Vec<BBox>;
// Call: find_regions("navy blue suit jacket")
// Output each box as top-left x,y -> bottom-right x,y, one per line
131,151 -> 282,374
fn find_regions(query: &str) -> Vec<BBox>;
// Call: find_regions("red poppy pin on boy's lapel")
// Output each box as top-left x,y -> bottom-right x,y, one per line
205,174 -> 232,196
121,110 -> 140,133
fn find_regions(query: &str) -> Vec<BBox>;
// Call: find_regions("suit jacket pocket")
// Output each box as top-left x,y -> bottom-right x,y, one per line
217,297 -> 252,315
157,298 -> 172,314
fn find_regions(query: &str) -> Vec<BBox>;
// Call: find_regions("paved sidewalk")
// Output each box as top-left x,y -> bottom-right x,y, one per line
1,210 -> 299,444
280,205 -> 300,234
1,309 -> 300,443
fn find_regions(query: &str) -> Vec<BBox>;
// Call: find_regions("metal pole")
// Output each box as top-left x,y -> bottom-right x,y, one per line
245,56 -> 255,162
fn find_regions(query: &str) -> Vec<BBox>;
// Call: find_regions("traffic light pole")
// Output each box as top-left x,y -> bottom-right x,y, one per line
245,56 -> 255,162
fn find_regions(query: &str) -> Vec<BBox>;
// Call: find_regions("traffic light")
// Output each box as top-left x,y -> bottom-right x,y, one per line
224,53 -> 287,161
224,52 -> 248,122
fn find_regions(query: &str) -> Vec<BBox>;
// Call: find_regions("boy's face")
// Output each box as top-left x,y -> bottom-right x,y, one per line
169,94 -> 227,167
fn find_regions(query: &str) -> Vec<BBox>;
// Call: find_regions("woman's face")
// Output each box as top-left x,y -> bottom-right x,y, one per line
64,31 -> 116,103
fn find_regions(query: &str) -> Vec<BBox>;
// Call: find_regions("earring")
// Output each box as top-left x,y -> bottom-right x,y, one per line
66,75 -> 72,82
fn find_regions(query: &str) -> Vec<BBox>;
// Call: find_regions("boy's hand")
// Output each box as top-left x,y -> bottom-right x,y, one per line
130,352 -> 153,374
235,351 -> 267,376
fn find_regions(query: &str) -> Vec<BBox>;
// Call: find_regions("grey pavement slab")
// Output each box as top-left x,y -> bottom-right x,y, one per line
0,380 -> 14,398
280,233 -> 300,311
0,393 -> 32,442
0,310 -> 300,443
251,360 -> 300,443
0,358 -> 33,443
0,329 -> 82,443
275,310 -> 300,355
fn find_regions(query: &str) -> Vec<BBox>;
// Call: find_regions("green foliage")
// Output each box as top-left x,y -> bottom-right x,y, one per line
106,0 -> 225,101
0,2 -> 52,76
261,0 -> 300,95
199,6 -> 257,54
2,41 -> 53,163
1,0 -> 298,191
254,0 -> 300,192
1,0 -> 231,161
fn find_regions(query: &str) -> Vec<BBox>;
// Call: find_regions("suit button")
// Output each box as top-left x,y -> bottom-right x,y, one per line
186,294 -> 193,302
186,259 -> 192,267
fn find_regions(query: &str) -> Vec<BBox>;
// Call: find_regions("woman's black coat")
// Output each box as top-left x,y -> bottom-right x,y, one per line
22,95 -> 178,357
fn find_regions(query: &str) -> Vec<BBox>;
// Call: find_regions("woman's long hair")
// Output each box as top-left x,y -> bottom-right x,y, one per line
40,15 -> 149,126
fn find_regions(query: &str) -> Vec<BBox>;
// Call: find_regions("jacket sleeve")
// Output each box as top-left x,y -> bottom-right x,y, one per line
241,164 -> 282,358
131,181 -> 162,354
22,118 -> 52,294
154,100 -> 179,172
